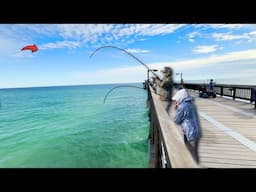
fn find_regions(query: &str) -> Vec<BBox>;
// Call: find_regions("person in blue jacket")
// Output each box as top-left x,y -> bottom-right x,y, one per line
209,79 -> 214,92
173,88 -> 201,164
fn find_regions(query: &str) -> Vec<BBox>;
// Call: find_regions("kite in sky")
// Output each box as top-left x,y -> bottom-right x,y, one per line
21,44 -> 38,53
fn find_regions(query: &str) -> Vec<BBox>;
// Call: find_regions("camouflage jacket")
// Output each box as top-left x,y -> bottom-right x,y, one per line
155,76 -> 173,101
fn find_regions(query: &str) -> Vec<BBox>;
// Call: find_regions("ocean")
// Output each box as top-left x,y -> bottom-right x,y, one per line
0,83 -> 149,168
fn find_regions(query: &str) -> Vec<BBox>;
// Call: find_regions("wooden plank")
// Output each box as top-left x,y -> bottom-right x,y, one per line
199,142 -> 253,148
199,146 -> 251,152
200,138 -> 241,142
200,156 -> 256,166
200,139 -> 245,143
200,162 -> 256,168
200,150 -> 256,158
199,151 -> 256,159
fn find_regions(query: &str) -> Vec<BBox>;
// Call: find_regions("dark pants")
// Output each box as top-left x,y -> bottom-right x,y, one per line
184,135 -> 200,164
165,101 -> 172,114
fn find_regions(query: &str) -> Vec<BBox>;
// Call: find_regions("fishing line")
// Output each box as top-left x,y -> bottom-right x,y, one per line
89,45 -> 165,103
90,45 -> 159,77
103,85 -> 165,104
103,85 -> 145,104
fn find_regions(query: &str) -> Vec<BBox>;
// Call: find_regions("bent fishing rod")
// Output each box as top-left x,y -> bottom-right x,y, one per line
90,45 -> 159,77
90,45 -> 163,103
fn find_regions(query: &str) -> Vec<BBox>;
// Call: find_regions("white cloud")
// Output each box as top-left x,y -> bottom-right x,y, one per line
134,24 -> 185,36
208,67 -> 256,85
16,24 -> 59,36
212,33 -> 250,41
193,45 -> 221,53
57,24 -> 185,42
126,48 -> 150,53
40,41 -> 81,50
249,31 -> 256,36
150,49 -> 256,71
11,51 -> 35,58
71,49 -> 256,84
186,25 -> 256,44
212,31 -> 256,43
194,24 -> 247,30
187,31 -> 201,42
1,24 -> 186,50
205,24 -> 245,29
57,24 -> 114,42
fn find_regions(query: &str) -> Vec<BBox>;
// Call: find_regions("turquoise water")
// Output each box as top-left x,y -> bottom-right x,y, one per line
0,83 -> 149,168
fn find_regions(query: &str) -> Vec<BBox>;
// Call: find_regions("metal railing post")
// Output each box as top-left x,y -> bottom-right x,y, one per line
233,88 -> 236,100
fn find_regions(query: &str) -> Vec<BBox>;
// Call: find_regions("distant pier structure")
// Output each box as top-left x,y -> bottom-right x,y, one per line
147,82 -> 256,168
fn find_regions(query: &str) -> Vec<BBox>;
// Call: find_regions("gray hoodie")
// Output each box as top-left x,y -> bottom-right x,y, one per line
173,89 -> 201,142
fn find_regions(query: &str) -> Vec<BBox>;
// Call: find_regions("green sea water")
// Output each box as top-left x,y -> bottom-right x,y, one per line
0,83 -> 149,168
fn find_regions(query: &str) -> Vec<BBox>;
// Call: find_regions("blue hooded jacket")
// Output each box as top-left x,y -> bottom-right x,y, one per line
174,93 -> 201,142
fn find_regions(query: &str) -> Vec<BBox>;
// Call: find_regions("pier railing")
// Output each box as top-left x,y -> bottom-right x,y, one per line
177,83 -> 256,109
147,84 -> 198,168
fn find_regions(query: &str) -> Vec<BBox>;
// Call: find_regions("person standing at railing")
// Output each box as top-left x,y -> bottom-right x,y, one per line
150,76 -> 158,93
152,66 -> 173,113
208,79 -> 216,98
172,88 -> 201,164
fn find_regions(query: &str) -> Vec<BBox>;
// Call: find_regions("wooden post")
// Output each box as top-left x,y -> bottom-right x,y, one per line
149,115 -> 155,167
221,86 -> 223,96
148,90 -> 155,167
154,122 -> 160,167
148,92 -> 160,168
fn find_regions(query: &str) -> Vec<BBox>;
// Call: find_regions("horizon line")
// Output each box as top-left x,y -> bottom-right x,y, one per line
0,81 -> 146,90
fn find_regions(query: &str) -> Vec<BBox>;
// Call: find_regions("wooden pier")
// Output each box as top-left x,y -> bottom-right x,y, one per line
147,83 -> 256,168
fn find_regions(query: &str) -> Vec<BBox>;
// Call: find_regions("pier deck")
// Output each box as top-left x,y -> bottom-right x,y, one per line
161,90 -> 256,168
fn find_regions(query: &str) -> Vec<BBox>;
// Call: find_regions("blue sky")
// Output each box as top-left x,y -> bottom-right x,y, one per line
0,24 -> 256,88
